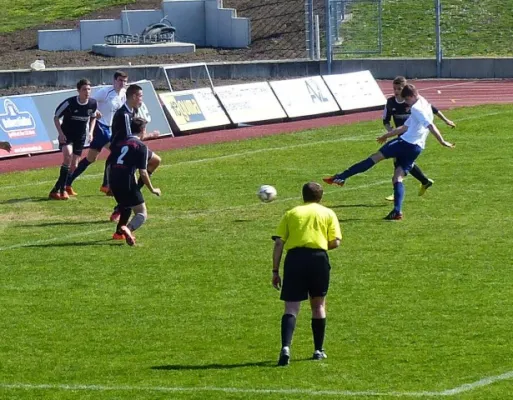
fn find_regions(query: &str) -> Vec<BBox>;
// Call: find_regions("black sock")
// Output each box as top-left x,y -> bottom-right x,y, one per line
53,165 -> 70,192
137,171 -> 152,189
311,318 -> 326,351
281,314 -> 296,348
116,207 -> 132,234
409,164 -> 429,185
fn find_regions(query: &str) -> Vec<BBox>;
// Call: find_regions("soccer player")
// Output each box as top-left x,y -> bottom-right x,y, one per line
272,182 -> 342,366
0,141 -> 12,152
108,84 -> 161,222
66,71 -> 128,194
383,76 -> 456,199
323,84 -> 455,220
49,79 -> 97,200
109,117 -> 161,246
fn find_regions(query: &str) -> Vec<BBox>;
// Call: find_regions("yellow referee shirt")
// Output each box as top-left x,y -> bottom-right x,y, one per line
275,202 -> 342,251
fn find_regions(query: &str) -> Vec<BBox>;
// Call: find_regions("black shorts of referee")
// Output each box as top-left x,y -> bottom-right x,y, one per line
280,247 -> 331,302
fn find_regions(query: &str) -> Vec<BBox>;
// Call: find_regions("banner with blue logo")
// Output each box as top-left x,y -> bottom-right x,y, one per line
0,97 -> 54,156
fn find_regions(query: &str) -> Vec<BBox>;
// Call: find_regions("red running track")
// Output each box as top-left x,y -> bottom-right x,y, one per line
1,79 -> 513,174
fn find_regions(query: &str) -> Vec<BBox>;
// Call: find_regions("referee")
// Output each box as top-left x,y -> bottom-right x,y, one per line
272,182 -> 342,366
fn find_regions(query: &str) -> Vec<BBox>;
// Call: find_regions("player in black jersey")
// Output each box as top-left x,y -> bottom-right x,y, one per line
107,84 -> 161,222
382,76 -> 455,200
49,79 -> 98,200
109,117 -> 161,246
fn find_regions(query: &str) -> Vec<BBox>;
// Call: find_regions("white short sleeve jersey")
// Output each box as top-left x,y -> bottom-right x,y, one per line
93,86 -> 127,127
400,95 -> 434,149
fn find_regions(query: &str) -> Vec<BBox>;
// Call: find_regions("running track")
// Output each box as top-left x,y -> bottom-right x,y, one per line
1,79 -> 513,174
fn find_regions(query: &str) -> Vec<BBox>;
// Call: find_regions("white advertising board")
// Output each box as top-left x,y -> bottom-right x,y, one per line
215,82 -> 286,124
322,70 -> 386,111
159,88 -> 231,132
269,76 -> 340,118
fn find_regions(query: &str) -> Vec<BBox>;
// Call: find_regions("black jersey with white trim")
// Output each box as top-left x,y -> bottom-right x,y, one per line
383,96 -> 439,128
110,103 -> 137,146
109,136 -> 149,188
55,96 -> 97,136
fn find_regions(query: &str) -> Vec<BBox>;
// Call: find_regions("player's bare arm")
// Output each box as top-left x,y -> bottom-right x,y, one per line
88,116 -> 97,143
428,124 -> 455,148
0,141 -> 12,152
436,111 -> 456,128
142,130 -> 160,140
139,169 -> 161,196
53,116 -> 66,143
272,237 -> 284,290
377,125 -> 408,144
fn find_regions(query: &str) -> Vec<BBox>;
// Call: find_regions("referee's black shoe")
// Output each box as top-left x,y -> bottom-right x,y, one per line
277,346 -> 290,366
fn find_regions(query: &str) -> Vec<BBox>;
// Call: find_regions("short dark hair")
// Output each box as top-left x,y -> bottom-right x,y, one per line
302,182 -> 323,203
130,117 -> 148,134
126,84 -> 142,98
393,76 -> 407,86
401,83 -> 418,98
114,70 -> 128,80
77,78 -> 91,90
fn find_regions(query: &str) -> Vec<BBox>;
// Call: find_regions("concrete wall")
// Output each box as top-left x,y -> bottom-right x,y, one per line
204,1 -> 250,48
38,0 -> 250,51
38,29 -> 81,51
162,0 -> 206,46
2,58 -> 513,90
80,19 -> 122,51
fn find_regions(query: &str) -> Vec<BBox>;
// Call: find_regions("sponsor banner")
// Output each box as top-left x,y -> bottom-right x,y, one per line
322,70 -> 387,111
0,80 -> 172,159
159,88 -> 230,132
269,76 -> 340,118
0,97 -> 54,157
215,82 -> 286,124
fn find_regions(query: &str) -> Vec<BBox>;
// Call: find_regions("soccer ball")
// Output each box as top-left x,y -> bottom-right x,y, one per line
257,185 -> 277,203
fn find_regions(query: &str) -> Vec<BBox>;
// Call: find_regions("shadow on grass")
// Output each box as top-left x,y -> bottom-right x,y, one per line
0,197 -> 52,204
152,357 -> 316,370
21,240 -> 123,248
330,203 -> 388,209
152,360 -> 277,370
17,220 -> 110,227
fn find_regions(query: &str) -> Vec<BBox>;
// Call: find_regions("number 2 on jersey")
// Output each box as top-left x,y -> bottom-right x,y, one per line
117,145 -> 129,165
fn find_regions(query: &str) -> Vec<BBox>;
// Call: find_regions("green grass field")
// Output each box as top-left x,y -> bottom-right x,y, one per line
1,105 -> 513,399
337,0 -> 513,57
0,0 -> 134,33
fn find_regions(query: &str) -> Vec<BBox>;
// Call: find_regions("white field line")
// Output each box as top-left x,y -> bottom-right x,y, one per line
384,80 -> 478,97
1,369 -> 512,396
0,180 -> 389,252
0,109 -> 506,193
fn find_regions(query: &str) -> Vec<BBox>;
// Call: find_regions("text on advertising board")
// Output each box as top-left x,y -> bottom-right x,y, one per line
169,94 -> 206,125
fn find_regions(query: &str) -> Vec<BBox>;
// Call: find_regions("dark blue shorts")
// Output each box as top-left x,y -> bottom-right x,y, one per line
379,138 -> 422,174
89,122 -> 111,151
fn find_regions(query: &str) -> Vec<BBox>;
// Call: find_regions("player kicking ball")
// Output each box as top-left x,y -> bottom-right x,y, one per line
108,117 -> 161,246
324,84 -> 454,220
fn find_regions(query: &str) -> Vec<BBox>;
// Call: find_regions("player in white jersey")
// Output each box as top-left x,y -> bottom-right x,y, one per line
66,71 -> 128,195
324,84 -> 454,220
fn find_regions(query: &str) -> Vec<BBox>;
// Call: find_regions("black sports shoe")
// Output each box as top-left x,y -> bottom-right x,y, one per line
384,210 -> 403,220
312,350 -> 327,360
277,346 -> 290,366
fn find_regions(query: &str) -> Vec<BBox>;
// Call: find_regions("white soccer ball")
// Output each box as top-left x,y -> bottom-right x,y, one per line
257,185 -> 277,203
